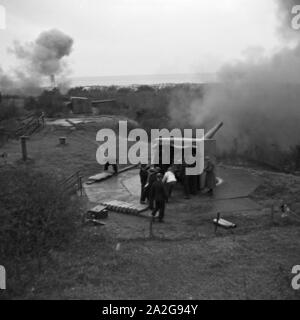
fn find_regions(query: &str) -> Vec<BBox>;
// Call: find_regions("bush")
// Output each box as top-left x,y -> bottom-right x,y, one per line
37,88 -> 65,117
0,100 -> 19,121
24,96 -> 39,112
0,167 -> 80,295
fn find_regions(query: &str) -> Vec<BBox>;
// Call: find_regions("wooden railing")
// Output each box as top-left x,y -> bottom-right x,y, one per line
60,170 -> 83,196
15,114 -> 45,137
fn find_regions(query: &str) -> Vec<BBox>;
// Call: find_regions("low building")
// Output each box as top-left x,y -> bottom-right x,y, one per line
91,99 -> 120,115
70,97 -> 92,114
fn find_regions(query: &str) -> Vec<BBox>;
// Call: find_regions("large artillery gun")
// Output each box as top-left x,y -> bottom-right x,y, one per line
151,122 -> 223,195
204,122 -> 223,140
153,121 -> 223,167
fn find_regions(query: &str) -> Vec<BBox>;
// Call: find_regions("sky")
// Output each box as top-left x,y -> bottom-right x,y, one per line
0,0 -> 286,77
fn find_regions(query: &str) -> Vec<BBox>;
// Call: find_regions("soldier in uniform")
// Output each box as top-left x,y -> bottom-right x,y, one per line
144,166 -> 159,209
204,156 -> 216,196
139,164 -> 149,204
150,173 -> 168,223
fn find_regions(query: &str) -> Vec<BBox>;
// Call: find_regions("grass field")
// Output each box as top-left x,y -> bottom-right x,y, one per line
0,117 -> 135,179
20,226 -> 300,300
1,121 -> 300,300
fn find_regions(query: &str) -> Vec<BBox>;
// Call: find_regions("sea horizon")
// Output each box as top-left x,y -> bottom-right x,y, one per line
70,72 -> 217,87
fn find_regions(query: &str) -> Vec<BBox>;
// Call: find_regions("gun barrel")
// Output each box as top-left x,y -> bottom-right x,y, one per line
204,122 -> 223,139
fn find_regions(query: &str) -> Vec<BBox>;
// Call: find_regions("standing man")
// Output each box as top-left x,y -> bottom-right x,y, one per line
204,156 -> 216,196
181,163 -> 190,200
139,164 -> 149,204
145,166 -> 159,209
162,167 -> 177,201
150,173 -> 168,223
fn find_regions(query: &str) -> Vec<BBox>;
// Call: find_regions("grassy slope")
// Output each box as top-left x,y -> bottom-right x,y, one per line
23,226 -> 300,300
0,121 -> 127,179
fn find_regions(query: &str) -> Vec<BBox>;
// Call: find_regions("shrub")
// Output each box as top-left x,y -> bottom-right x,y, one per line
24,96 -> 39,112
0,167 -> 80,294
0,100 -> 19,121
37,88 -> 65,117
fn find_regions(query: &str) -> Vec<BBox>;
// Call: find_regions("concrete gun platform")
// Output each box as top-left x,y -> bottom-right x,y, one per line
83,166 -> 263,240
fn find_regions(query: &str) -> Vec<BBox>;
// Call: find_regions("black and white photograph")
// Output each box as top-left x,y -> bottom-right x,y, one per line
1,0 -> 300,302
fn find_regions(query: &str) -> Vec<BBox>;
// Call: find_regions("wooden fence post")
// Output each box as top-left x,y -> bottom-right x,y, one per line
20,136 -> 28,161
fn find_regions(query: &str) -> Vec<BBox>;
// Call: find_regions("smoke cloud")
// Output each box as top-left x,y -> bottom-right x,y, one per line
170,0 -> 300,155
0,29 -> 73,95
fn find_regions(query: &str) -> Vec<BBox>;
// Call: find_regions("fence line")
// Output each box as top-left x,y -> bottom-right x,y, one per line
15,114 -> 45,137
60,170 -> 83,196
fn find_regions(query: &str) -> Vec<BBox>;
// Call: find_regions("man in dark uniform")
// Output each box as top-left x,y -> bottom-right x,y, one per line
145,166 -> 159,209
139,164 -> 149,204
180,163 -> 190,199
188,163 -> 198,195
150,173 -> 168,223
204,156 -> 216,196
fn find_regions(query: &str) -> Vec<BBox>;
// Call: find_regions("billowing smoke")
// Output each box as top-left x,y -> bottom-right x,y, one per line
170,0 -> 300,157
0,29 -> 73,95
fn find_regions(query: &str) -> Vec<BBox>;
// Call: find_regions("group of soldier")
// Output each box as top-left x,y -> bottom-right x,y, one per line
139,157 -> 217,223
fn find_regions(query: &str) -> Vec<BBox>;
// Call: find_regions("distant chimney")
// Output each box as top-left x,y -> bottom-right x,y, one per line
50,74 -> 56,89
